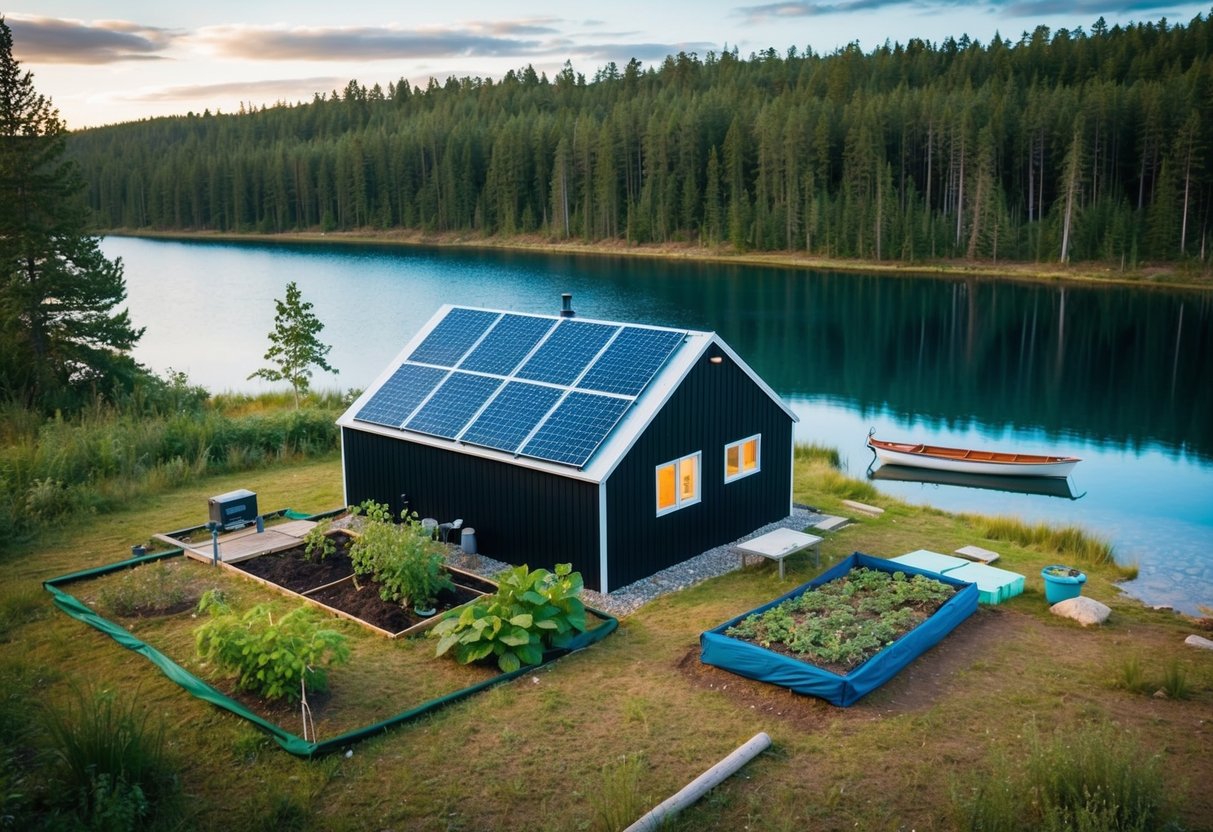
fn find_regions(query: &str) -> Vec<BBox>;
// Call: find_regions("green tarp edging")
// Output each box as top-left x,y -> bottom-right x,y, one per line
42,511 -> 618,759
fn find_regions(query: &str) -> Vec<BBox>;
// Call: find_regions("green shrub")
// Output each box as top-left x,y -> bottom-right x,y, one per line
194,591 -> 350,703
41,686 -> 178,831
348,506 -> 452,609
432,563 -> 588,673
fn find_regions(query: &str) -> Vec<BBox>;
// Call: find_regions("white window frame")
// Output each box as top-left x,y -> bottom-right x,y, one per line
656,451 -> 702,516
724,434 -> 762,483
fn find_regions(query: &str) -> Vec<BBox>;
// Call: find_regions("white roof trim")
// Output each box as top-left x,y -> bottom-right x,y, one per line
336,304 -> 796,484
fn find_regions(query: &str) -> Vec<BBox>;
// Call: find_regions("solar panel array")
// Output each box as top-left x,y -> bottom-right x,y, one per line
353,308 -> 687,468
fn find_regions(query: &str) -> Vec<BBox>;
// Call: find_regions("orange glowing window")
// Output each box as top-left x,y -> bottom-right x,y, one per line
724,435 -> 761,482
656,452 -> 701,515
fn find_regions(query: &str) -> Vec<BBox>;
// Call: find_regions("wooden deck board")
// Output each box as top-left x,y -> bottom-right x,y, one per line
171,521 -> 318,564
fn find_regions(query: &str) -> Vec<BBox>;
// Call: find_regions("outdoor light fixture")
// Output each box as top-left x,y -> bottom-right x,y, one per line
709,355 -> 724,364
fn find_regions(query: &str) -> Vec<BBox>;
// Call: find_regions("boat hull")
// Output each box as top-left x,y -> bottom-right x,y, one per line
867,437 -> 1079,479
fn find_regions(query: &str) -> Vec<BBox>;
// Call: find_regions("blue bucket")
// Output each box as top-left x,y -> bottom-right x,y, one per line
1042,565 -> 1086,604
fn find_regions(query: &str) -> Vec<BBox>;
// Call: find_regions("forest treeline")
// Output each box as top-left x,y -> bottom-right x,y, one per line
69,14 -> 1213,265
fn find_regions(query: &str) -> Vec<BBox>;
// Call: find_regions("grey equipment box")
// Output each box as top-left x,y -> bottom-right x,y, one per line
208,489 -> 258,531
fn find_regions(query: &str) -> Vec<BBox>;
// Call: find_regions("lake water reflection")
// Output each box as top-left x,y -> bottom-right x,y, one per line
104,236 -> 1213,614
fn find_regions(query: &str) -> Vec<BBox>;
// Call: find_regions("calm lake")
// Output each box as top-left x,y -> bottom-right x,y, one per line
103,236 -> 1213,614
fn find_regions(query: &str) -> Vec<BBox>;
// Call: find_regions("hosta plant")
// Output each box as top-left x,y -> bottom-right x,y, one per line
431,563 -> 587,673
193,590 -> 350,702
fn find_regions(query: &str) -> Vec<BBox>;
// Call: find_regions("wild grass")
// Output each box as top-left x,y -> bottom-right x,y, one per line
1161,660 -> 1191,700
793,442 -> 841,469
41,685 -> 180,831
0,584 -> 48,644
955,722 -> 1178,832
1116,655 -> 1151,694
95,560 -> 201,617
961,513 -> 1119,570
0,393 -> 343,555
589,753 -> 650,832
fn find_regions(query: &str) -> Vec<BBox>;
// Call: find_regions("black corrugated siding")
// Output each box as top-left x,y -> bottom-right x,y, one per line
341,428 -> 601,590
605,353 -> 793,591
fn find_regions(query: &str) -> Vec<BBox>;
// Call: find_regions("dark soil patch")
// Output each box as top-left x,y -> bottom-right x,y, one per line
233,532 -> 356,593
220,679 -> 334,723
306,576 -> 488,634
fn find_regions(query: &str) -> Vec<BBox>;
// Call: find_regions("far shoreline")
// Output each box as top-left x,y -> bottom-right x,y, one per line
101,227 -> 1213,292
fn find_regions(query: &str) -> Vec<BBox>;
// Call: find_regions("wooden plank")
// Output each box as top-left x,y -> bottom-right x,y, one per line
841,499 -> 884,515
955,544 -> 1000,564
813,515 -> 849,532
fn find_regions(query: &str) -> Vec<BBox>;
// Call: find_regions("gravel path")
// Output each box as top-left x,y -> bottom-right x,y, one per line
445,506 -> 826,618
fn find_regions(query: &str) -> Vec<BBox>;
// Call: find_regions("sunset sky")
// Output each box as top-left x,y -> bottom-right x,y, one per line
7,1 -> 1209,129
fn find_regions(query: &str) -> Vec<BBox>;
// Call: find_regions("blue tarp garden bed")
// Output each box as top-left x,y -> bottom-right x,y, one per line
700,552 -> 978,706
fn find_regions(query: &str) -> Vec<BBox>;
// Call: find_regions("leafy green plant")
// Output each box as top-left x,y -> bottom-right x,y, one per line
193,590 -> 350,702
431,563 -> 588,673
348,505 -> 452,610
302,519 -> 336,562
41,686 -> 179,831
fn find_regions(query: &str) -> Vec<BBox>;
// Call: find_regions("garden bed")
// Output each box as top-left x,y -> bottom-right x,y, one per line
44,546 -> 618,756
700,552 -> 979,706
228,530 -> 498,637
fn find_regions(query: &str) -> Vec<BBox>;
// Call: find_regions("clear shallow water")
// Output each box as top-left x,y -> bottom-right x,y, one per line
105,236 -> 1213,614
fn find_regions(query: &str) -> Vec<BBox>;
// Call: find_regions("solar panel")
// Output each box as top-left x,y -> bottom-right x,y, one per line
521,391 -> 631,467
459,381 -> 563,453
355,363 -> 448,428
515,320 -> 618,385
459,314 -> 556,376
407,308 -> 499,367
405,372 -> 502,439
579,326 -> 685,396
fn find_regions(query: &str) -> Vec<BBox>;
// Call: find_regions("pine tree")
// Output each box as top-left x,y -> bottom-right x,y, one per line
0,17 -> 143,411
248,281 -> 337,408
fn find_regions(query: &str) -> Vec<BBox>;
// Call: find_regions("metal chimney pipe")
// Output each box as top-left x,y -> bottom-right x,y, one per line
560,293 -> 575,317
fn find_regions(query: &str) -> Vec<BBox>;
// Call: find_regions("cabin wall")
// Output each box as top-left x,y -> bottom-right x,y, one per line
341,428 -> 601,590
605,352 -> 792,591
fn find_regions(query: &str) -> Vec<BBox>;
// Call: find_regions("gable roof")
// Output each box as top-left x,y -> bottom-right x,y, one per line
337,305 -> 796,483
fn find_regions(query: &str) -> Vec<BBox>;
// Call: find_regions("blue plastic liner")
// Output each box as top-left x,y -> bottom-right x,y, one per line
700,552 -> 978,707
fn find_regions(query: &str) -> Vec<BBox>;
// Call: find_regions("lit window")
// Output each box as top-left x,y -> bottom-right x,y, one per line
724,435 -> 761,482
656,452 -> 701,515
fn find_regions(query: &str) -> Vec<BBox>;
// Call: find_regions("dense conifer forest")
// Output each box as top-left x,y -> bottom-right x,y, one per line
70,14 -> 1213,266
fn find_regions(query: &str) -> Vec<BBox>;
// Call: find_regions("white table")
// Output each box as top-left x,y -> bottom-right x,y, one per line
735,528 -> 823,580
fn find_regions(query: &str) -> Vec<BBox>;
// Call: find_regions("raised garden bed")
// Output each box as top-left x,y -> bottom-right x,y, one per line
700,552 -> 978,706
229,529 -> 498,637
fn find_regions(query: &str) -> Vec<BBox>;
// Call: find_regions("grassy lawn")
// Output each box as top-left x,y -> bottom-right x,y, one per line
2,451 -> 1211,831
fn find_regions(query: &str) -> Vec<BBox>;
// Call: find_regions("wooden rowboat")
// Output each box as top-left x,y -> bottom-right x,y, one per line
866,434 -> 1080,479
